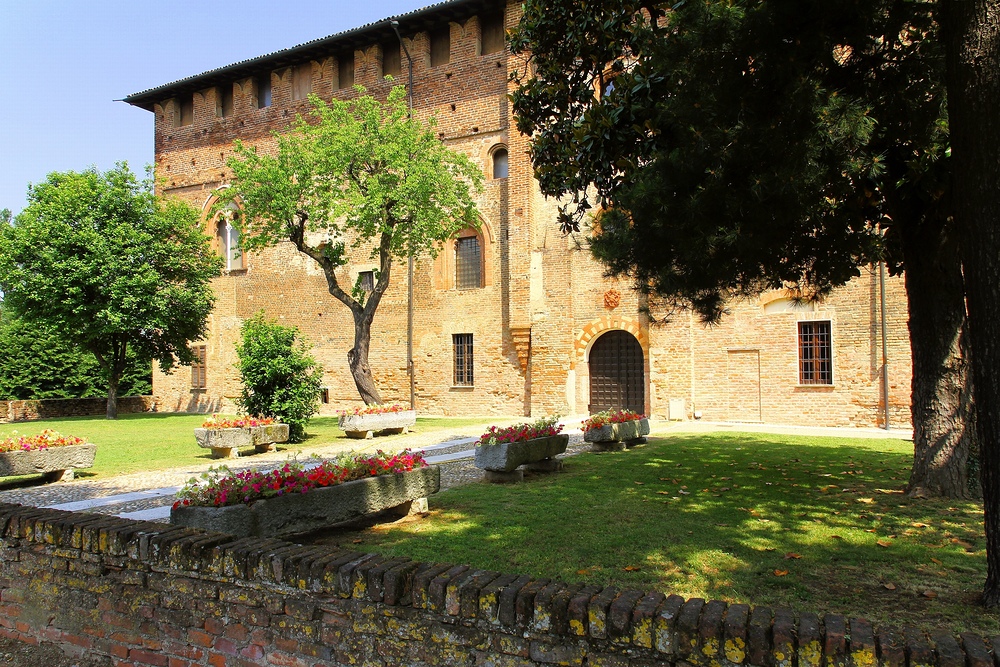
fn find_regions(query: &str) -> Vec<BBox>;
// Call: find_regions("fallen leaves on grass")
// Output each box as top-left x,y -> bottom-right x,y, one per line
883,583 -> 896,590
774,570 -> 789,577
877,540 -> 893,548
623,565 -> 641,572
922,590 -> 938,599
784,553 -> 803,560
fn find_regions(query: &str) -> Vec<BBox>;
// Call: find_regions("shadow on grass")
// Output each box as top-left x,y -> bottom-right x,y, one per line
312,432 -> 995,635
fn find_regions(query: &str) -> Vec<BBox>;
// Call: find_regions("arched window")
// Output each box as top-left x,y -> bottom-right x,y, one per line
491,147 -> 508,179
215,204 -> 243,271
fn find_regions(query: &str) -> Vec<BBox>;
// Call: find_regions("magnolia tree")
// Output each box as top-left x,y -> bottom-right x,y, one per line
0,165 -> 220,419
219,86 -> 482,404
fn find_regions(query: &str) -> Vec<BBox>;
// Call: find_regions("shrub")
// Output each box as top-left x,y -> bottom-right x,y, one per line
173,449 -> 426,508
476,415 -> 563,447
235,313 -> 322,442
581,409 -> 645,432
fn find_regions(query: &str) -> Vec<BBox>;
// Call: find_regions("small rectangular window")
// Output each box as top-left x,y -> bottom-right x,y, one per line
191,345 -> 207,390
178,95 -> 194,126
480,13 -> 505,55
382,41 -> 401,78
455,236 -> 482,290
338,54 -> 355,89
359,270 -> 375,292
430,26 -> 450,66
255,74 -> 272,108
321,387 -> 330,404
798,321 -> 833,385
292,63 -> 312,100
453,334 -> 474,386
218,85 -> 234,117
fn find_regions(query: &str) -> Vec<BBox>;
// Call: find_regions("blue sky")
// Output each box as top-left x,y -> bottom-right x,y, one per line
0,0 -> 422,215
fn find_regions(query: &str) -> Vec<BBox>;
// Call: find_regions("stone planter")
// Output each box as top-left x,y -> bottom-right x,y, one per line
338,410 -> 416,439
474,434 -> 569,483
0,443 -> 96,482
583,418 -> 650,451
194,424 -> 290,459
171,465 -> 440,538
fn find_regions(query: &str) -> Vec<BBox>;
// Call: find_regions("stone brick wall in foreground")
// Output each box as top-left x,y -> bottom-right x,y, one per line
0,397 -> 155,423
0,501 -> 991,667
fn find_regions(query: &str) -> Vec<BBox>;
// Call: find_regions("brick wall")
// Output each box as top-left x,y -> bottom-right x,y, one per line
140,0 -> 915,430
0,501 -> 987,667
0,397 -> 155,424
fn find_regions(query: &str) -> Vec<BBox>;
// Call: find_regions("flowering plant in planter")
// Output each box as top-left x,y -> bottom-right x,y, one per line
581,409 -> 645,432
173,449 -> 427,508
476,415 -> 563,447
201,415 -> 276,429
0,429 -> 89,453
338,403 -> 408,417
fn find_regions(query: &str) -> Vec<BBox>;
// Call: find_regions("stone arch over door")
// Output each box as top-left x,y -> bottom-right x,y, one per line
587,330 -> 646,415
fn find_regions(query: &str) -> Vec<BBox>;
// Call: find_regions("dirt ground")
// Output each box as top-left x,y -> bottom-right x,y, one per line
0,636 -> 112,667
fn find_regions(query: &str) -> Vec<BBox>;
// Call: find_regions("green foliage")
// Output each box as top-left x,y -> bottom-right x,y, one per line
235,313 -> 323,443
216,86 -> 483,404
0,164 -> 221,416
510,0 -> 945,320
0,306 -> 151,399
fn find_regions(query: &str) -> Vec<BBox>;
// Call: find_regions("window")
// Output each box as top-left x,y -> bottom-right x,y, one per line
338,54 -> 355,89
798,321 -> 833,385
321,387 -> 330,404
480,13 -> 505,55
430,26 -> 450,66
453,334 -> 474,386
218,85 -> 234,118
292,63 -> 312,100
216,207 -> 243,271
492,147 -> 508,179
255,74 -> 272,108
382,41 -> 401,78
177,94 -> 194,126
359,270 -> 375,293
455,236 -> 482,289
191,345 -> 207,390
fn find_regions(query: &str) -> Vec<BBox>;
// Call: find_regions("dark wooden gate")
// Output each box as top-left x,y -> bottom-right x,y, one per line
588,330 -> 645,414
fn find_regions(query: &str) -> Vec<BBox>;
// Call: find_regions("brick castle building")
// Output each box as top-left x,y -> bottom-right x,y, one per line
124,0 -> 913,428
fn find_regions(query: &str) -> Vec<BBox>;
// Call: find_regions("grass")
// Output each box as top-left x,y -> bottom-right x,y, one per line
0,413 -> 493,481
314,431 -> 996,636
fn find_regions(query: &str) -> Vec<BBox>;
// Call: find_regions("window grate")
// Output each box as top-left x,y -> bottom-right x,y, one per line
453,334 -> 474,386
798,321 -> 833,384
455,236 -> 481,290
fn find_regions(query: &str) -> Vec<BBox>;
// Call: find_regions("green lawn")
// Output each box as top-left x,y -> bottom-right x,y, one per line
315,431 -> 995,636
0,413 -> 493,480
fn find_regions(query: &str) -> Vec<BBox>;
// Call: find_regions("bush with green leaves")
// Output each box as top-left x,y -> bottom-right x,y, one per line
235,313 -> 322,442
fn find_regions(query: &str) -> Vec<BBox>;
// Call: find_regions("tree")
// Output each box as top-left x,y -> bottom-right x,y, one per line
939,0 -> 1000,604
0,164 -> 221,418
510,0 -> 976,499
0,303 -> 152,400
235,312 -> 323,443
218,86 -> 482,405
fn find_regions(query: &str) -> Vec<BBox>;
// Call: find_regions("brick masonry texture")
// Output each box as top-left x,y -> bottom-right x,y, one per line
0,397 -> 155,423
0,500 -> 989,667
139,0 -> 914,429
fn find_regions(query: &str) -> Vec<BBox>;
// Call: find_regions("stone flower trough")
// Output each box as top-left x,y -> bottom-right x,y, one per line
339,410 -> 416,439
0,443 -> 97,482
194,423 -> 290,459
170,465 -> 440,538
584,418 -> 650,451
475,434 -> 569,483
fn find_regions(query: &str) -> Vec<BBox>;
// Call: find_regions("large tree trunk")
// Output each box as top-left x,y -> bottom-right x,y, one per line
348,314 -> 382,405
900,222 -> 974,499
940,0 -> 1000,605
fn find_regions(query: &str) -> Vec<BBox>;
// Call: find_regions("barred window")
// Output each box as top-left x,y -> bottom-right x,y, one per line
453,334 -> 474,386
191,345 -> 207,390
455,236 -> 482,289
798,321 -> 832,385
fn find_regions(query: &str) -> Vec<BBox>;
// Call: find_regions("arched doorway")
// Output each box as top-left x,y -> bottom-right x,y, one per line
588,330 -> 645,414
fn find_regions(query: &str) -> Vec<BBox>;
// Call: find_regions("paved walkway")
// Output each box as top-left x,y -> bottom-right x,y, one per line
0,417 -> 912,524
